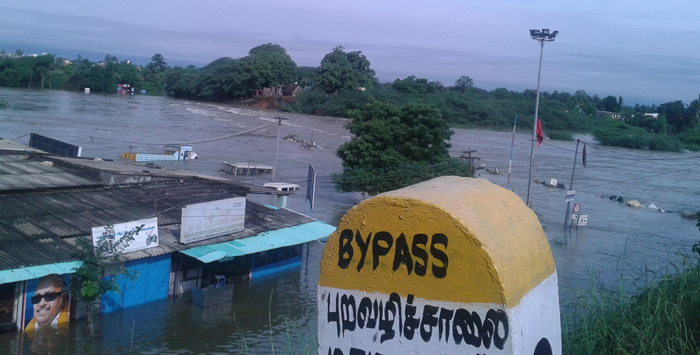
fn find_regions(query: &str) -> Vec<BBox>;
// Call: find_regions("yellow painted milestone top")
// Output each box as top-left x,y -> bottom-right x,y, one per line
318,176 -> 555,307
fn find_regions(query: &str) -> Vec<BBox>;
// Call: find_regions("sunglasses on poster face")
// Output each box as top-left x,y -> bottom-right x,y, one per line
31,291 -> 64,304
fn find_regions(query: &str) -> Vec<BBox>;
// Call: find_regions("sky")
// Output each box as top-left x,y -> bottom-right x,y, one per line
1,0 -> 698,105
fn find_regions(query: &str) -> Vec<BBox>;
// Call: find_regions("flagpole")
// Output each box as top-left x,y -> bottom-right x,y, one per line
507,115 -> 517,190
564,139 -> 580,229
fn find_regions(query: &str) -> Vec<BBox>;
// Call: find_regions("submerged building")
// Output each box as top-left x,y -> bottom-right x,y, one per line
0,139 -> 334,335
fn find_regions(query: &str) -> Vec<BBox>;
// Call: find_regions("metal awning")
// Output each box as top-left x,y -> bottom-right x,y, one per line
0,261 -> 81,283
180,221 -> 336,263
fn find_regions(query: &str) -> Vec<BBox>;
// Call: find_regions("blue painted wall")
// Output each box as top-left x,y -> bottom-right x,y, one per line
102,254 -> 170,313
250,256 -> 301,280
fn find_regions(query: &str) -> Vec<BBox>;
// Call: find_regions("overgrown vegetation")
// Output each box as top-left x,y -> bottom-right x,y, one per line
592,120 -> 683,152
0,53 -> 168,94
563,233 -> 700,354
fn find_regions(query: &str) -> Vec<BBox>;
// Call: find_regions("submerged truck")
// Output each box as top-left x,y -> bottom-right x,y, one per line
122,145 -> 198,162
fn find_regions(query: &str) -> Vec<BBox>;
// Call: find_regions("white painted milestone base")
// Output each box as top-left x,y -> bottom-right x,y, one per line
318,273 -> 561,355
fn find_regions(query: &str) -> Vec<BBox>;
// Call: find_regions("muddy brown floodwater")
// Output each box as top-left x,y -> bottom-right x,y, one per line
1,88 -> 699,354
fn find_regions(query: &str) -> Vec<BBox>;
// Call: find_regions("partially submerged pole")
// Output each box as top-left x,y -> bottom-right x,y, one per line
272,116 -> 287,182
563,139 -> 581,229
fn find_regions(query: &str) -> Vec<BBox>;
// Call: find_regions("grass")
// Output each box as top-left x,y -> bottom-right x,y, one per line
562,253 -> 700,354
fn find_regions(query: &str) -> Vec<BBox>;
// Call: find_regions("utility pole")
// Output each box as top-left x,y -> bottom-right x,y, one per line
460,149 -> 480,175
272,116 -> 286,182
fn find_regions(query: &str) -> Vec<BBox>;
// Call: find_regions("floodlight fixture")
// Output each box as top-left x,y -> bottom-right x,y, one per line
530,28 -> 558,42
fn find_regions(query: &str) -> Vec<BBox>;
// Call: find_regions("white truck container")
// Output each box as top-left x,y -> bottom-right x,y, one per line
122,145 -> 198,162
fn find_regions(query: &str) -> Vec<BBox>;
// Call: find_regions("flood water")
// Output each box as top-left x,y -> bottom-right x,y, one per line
1,89 -> 699,354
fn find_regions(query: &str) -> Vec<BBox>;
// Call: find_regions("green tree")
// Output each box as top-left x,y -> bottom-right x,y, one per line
454,75 -> 474,92
71,224 -> 142,336
35,54 -> 55,90
150,53 -> 168,72
602,95 -> 618,112
317,46 -> 374,93
296,66 -> 318,87
659,100 -> 688,133
332,101 -> 471,195
164,65 -> 201,98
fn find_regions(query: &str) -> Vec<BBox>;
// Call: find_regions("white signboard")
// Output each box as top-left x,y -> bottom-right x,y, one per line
565,190 -> 576,202
570,213 -> 579,220
573,203 -> 581,213
578,215 -> 588,226
92,218 -> 158,254
180,197 -> 246,244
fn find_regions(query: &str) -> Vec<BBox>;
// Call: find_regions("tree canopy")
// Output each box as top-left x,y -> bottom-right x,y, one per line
454,75 -> 474,92
332,100 -> 471,195
317,46 -> 375,93
163,43 -> 297,101
149,53 -> 168,71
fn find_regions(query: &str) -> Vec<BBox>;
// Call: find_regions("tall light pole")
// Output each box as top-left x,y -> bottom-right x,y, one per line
526,28 -> 559,207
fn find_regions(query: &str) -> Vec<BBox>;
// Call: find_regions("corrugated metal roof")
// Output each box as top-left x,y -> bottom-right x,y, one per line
0,154 -> 100,191
0,139 -> 44,154
0,144 -> 332,274
180,221 -> 335,263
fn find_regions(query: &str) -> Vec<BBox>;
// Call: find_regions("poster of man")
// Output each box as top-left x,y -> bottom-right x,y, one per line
24,274 -> 71,335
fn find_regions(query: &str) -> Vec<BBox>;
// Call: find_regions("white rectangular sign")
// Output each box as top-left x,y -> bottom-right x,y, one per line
180,197 -> 246,244
571,213 -> 579,220
565,190 -> 576,202
578,215 -> 588,226
92,217 -> 158,254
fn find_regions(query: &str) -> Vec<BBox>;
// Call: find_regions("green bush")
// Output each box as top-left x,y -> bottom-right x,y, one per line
648,135 -> 682,152
677,129 -> 700,146
547,130 -> 574,141
592,120 -> 684,152
280,90 -> 329,115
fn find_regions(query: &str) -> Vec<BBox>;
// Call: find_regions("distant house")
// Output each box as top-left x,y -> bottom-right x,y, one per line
644,113 -> 659,119
259,85 -> 299,97
282,84 -> 302,97
271,85 -> 285,96
597,110 -> 622,119
116,83 -> 132,95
